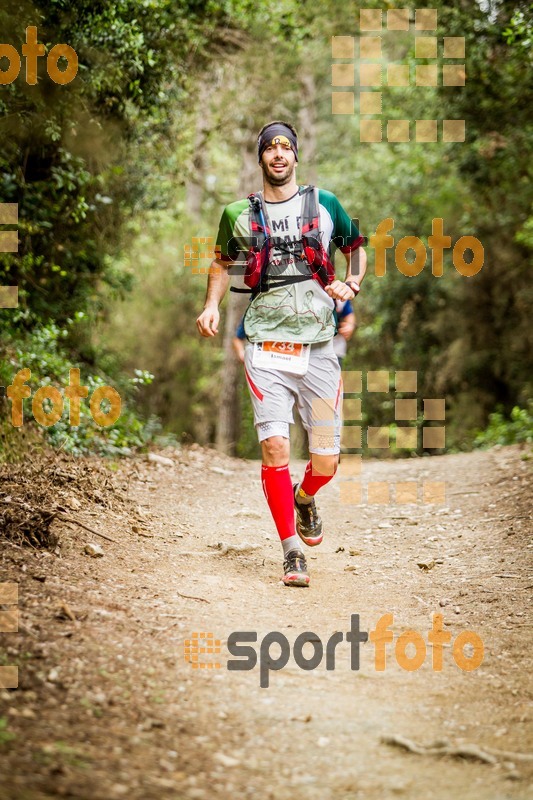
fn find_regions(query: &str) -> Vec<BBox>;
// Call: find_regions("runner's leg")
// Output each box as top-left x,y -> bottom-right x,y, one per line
292,338 -> 342,545
243,345 -> 302,556
296,454 -> 339,504
296,340 -> 342,500
261,439 -> 301,556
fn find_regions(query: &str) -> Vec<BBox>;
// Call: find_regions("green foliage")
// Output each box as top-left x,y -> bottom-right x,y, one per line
1,321 -> 157,457
0,0 -> 258,329
474,404 -> 533,448
1,0 -> 531,459
503,7 -> 533,47
314,0 -> 533,449
96,0 -> 533,454
0,0 -> 264,459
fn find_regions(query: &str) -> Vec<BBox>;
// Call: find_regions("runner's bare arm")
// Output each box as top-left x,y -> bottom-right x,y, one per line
196,258 -> 232,337
325,246 -> 367,301
345,244 -> 367,286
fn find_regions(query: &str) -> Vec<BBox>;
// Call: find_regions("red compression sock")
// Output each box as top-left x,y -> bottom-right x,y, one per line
261,464 -> 296,541
299,459 -> 337,498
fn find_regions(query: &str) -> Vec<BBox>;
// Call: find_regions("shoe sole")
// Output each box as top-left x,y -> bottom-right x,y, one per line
282,573 -> 310,587
296,529 -> 323,547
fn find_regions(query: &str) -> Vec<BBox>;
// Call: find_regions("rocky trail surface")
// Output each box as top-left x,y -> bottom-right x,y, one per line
0,444 -> 531,799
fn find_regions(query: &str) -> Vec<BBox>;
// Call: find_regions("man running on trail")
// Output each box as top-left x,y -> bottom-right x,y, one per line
196,120 -> 367,587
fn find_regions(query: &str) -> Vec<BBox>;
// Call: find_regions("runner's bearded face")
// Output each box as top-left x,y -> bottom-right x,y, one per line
260,143 -> 296,187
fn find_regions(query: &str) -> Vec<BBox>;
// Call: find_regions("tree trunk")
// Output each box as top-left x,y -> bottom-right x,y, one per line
186,82 -> 212,219
298,71 -> 317,184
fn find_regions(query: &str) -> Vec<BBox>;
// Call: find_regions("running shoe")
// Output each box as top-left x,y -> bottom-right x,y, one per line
293,483 -> 323,546
282,549 -> 310,587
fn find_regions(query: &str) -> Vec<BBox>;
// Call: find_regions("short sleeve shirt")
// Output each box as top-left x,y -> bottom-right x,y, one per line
216,186 -> 363,344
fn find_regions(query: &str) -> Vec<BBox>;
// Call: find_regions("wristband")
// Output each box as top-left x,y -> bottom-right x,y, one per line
345,280 -> 360,295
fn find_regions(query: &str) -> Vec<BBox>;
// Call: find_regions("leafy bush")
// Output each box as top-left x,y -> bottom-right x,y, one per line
0,320 -> 166,459
474,404 -> 533,448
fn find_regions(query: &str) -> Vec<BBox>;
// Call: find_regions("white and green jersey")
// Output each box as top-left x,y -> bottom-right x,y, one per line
216,185 -> 364,344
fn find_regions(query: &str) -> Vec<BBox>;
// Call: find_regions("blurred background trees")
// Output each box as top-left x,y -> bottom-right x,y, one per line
1,0 -> 531,459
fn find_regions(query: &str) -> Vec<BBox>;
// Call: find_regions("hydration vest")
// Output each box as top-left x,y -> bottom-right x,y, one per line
230,185 -> 336,297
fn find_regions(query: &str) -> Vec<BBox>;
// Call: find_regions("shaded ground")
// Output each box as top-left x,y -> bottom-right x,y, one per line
0,444 -> 532,799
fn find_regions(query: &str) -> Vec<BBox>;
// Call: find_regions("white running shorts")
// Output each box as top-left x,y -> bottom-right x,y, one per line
243,339 -> 343,455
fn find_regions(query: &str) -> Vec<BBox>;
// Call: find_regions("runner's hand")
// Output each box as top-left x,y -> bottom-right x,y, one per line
338,320 -> 354,341
325,280 -> 354,301
196,306 -> 220,337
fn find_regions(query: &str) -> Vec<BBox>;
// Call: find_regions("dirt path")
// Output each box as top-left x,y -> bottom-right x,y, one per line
0,445 -> 532,799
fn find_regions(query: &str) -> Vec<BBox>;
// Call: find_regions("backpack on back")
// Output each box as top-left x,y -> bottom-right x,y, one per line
230,185 -> 336,297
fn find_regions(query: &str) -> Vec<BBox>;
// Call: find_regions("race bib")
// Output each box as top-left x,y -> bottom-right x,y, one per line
252,341 -> 310,375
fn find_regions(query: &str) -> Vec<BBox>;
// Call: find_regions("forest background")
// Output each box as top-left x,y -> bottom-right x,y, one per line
0,0 -> 531,462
